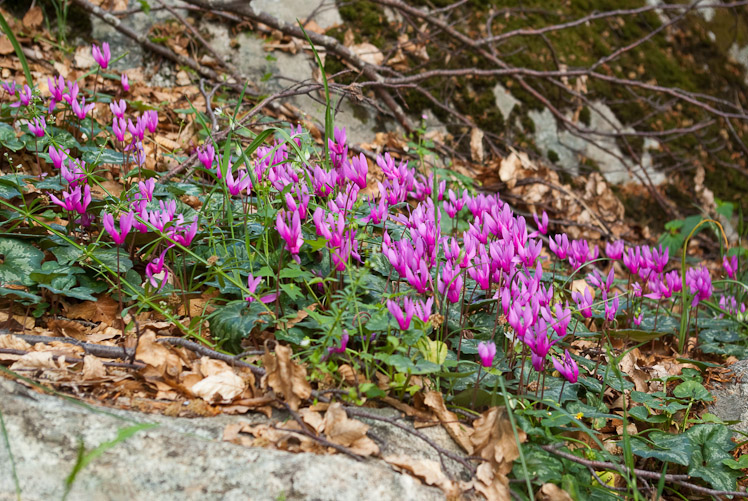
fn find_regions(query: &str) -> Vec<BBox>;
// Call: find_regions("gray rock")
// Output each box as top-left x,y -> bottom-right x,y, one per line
709,359 -> 748,436
251,0 -> 343,29
0,378 -> 447,501
530,104 -> 666,186
492,83 -> 519,121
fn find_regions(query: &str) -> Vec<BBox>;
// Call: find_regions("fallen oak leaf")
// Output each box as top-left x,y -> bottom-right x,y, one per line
470,407 -> 526,475
190,370 -> 245,403
384,454 -> 460,497
262,344 -> 311,411
10,351 -> 65,370
536,482 -> 574,501
81,354 -> 106,381
424,391 -> 474,455
323,402 -> 379,457
135,330 -> 185,378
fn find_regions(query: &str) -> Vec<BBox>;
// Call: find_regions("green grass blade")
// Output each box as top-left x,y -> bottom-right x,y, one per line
0,11 -> 33,87
63,423 -> 157,500
0,408 -> 21,501
297,20 -> 334,166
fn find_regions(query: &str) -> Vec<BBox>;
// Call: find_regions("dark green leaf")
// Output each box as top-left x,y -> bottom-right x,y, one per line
629,432 -> 692,465
0,238 -> 44,286
209,301 -> 268,352
673,380 -> 713,402
686,424 -> 739,492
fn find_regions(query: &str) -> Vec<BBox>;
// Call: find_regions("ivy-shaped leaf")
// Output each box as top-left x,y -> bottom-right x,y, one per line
629,431 -> 692,465
673,380 -> 713,402
209,301 -> 268,353
0,238 -> 44,286
686,424 -> 739,492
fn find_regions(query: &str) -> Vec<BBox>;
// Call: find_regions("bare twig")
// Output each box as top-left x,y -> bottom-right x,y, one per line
156,337 -> 266,376
0,347 -> 144,370
541,444 -> 748,498
344,406 -> 477,476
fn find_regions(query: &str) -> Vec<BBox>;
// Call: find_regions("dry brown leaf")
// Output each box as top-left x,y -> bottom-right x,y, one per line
299,408 -> 325,434
190,371 -> 245,403
463,464 -> 512,501
278,304 -> 317,329
351,43 -> 384,66
381,396 -> 433,422
571,279 -> 595,300
22,7 -> 43,28
81,355 -> 107,380
135,330 -> 184,378
0,37 -> 13,56
47,318 -> 87,339
0,311 -> 35,331
423,391 -> 474,455
73,46 -> 95,69
0,334 -> 32,351
618,348 -> 649,393
65,296 -> 119,324
262,344 -> 311,411
470,407 -> 525,475
536,483 -> 574,501
470,127 -> 485,163
323,402 -> 379,456
337,364 -> 356,385
186,357 -> 246,402
384,454 -> 458,496
10,351 -> 64,370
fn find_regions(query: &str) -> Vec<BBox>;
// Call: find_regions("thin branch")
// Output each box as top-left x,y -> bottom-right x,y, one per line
156,337 -> 266,376
541,444 -> 748,498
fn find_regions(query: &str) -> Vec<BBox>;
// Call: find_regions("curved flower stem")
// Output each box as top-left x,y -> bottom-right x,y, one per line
678,218 -> 727,352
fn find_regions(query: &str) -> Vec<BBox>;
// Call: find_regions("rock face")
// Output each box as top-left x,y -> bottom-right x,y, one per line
709,359 -> 748,436
0,378 -> 448,501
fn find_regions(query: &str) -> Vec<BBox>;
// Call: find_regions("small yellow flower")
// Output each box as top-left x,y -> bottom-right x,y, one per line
575,412 -> 584,420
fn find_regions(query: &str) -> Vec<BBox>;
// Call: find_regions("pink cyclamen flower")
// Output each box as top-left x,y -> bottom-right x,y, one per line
387,298 -> 415,330
173,215 -> 199,247
138,178 -> 155,202
144,110 -> 158,133
226,164 -> 252,196
72,97 -> 95,121
197,144 -> 215,171
121,73 -> 130,92
552,349 -> 579,383
327,331 -> 349,356
25,117 -> 46,137
2,80 -> 16,96
112,117 -> 127,141
723,255 -> 738,280
413,297 -> 434,323
48,145 -> 68,170
102,211 -> 134,245
127,117 -> 146,141
10,85 -> 32,108
48,75 -> 65,101
92,42 -> 111,69
276,210 -> 303,261
633,313 -> 643,327
49,185 -> 90,214
533,211 -> 549,235
606,240 -> 624,260
110,99 -> 126,119
604,292 -> 620,322
572,287 -> 594,318
686,265 -> 713,307
549,234 -> 570,260
244,273 -> 276,303
146,247 -> 170,291
345,152 -> 368,189
477,341 -> 496,368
